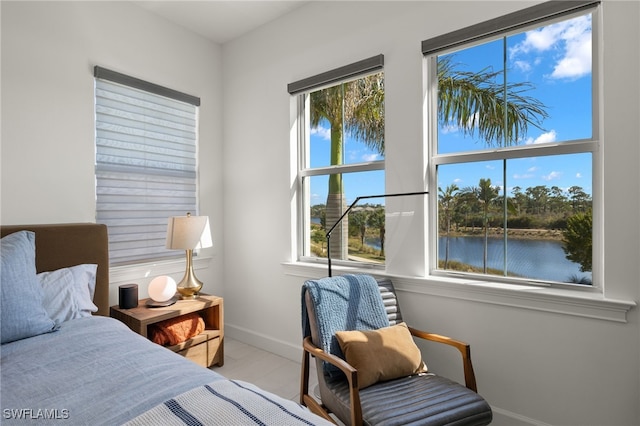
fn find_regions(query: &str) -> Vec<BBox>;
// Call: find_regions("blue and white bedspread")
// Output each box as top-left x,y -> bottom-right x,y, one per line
1,316 -> 331,425
124,379 -> 333,426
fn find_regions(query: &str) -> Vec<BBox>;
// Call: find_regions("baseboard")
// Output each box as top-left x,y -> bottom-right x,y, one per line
490,406 -> 552,426
225,323 -> 302,363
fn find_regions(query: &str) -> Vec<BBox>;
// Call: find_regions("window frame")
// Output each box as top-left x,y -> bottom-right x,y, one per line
423,2 -> 602,290
289,57 -> 386,269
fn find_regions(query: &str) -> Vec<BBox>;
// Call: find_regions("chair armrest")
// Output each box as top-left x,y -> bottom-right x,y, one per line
303,336 -> 357,377
408,326 -> 478,392
302,336 -> 363,425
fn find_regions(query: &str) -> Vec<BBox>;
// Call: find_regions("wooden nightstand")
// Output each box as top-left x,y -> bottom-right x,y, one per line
110,294 -> 223,368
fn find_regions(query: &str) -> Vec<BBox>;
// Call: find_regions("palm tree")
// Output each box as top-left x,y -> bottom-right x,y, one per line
349,209 -> 369,250
479,178 -> 500,273
462,179 -> 500,273
310,73 -> 384,260
367,207 -> 386,257
439,184 -> 459,269
438,56 -> 548,146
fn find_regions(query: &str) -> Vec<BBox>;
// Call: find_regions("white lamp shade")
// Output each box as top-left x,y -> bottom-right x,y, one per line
166,215 -> 212,250
148,276 -> 177,302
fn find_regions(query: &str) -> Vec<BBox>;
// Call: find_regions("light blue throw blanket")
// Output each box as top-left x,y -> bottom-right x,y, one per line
302,274 -> 389,376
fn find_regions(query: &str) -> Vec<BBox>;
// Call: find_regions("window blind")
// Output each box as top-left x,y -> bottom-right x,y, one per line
95,73 -> 199,265
287,54 -> 384,95
421,0 -> 599,56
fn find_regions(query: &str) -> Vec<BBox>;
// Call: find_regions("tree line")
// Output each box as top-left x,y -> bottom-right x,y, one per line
439,181 -> 591,231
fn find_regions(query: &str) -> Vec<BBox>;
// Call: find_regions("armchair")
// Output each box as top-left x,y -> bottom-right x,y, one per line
300,274 -> 492,426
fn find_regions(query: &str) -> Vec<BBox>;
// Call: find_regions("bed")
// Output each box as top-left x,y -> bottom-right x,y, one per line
0,223 -> 332,425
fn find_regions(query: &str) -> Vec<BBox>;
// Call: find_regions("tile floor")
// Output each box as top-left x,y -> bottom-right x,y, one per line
211,338 -> 344,425
210,337 -> 318,403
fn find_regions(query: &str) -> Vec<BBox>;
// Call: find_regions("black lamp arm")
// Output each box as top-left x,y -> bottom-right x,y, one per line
325,191 -> 428,277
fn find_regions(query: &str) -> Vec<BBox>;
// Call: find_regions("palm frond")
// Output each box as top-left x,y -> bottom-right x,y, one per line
438,56 -> 548,147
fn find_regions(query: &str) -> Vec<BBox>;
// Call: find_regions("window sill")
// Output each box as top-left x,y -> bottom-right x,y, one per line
282,261 -> 636,323
110,256 -> 212,285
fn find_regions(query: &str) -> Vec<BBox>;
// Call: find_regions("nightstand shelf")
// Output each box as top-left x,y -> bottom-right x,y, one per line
110,294 -> 223,368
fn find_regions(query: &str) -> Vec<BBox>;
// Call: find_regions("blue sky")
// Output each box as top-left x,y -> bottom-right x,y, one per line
309,13 -> 592,206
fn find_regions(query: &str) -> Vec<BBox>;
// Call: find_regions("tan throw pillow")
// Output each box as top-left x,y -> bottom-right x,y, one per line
335,322 -> 428,389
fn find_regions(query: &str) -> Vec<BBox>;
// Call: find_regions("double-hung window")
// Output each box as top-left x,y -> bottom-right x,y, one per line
94,67 -> 200,265
289,56 -> 385,268
424,1 -> 600,286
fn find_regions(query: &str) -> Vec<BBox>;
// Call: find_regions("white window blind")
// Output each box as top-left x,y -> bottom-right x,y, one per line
95,69 -> 199,265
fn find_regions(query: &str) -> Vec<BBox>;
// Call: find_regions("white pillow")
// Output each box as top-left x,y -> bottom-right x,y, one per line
38,264 -> 98,325
69,264 -> 98,312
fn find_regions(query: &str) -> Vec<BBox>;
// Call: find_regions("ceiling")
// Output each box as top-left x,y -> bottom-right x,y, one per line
134,1 -> 309,44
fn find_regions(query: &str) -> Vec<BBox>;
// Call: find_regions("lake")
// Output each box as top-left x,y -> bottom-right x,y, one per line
364,235 -> 592,283
440,236 -> 591,283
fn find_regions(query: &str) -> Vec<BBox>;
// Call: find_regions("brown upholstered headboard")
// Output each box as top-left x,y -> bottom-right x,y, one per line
0,223 -> 110,316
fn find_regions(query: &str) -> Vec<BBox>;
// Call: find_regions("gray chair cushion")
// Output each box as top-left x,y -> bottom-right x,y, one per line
326,373 -> 492,426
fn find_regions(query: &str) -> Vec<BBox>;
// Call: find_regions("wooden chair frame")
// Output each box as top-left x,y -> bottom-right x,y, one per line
300,327 -> 478,425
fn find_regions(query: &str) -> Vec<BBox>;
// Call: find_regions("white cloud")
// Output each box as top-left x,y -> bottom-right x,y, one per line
515,25 -> 560,53
311,125 -> 331,140
576,172 -> 583,178
542,171 -> 562,181
514,166 -> 538,180
362,153 -> 380,162
513,60 -> 532,73
440,123 -> 459,134
510,14 -> 592,80
513,173 -> 534,179
551,30 -> 591,79
526,129 -> 557,145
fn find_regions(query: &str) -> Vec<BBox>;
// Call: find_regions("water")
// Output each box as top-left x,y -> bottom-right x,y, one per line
363,236 -> 591,283
440,236 -> 590,283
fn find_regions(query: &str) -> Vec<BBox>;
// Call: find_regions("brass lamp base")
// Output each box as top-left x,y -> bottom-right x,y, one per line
177,249 -> 202,299
177,282 -> 202,299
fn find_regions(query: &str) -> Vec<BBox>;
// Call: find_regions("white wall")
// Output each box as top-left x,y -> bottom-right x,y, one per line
2,1 -> 638,425
222,1 -> 639,425
1,1 -> 225,298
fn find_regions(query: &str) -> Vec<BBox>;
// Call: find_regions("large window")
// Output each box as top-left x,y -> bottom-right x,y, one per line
94,67 -> 200,265
289,56 -> 385,268
425,1 -> 599,286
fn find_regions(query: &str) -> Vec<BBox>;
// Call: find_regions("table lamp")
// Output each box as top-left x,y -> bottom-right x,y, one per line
147,275 -> 177,307
166,213 -> 212,299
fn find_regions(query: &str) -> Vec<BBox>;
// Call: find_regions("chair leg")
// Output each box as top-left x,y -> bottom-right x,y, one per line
301,348 -> 336,424
300,348 -> 310,406
303,394 -> 336,424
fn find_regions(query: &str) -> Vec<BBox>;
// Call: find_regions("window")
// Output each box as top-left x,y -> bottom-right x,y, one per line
94,67 -> 200,265
424,1 -> 599,286
289,56 -> 385,268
